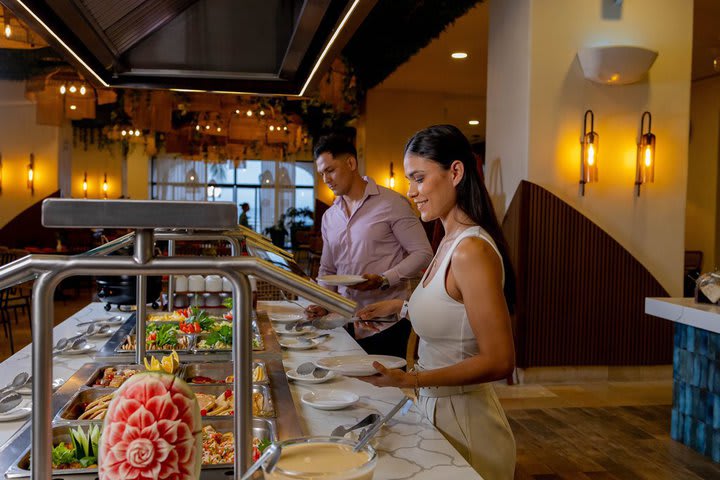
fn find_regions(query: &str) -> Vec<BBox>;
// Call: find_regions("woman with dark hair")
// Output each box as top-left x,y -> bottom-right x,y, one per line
357,124 -> 516,479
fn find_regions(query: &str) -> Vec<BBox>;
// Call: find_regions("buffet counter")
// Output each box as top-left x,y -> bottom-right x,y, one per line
645,297 -> 720,463
0,302 -> 481,479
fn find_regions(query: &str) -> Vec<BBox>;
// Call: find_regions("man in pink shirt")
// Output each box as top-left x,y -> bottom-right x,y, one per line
307,134 -> 433,358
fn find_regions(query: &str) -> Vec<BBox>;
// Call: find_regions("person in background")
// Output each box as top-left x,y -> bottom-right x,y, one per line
238,203 -> 251,229
355,124 -> 516,480
307,133 -> 433,359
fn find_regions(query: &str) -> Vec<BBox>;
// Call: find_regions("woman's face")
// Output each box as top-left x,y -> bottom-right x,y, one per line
404,153 -> 459,222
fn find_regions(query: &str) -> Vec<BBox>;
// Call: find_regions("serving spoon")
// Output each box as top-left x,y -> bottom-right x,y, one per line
0,392 -> 22,414
0,372 -> 29,395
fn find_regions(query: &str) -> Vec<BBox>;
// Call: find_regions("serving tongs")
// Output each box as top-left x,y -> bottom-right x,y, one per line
353,395 -> 413,452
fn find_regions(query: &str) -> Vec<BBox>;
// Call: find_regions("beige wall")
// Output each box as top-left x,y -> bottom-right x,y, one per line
687,76 -> 720,271
0,81 -> 61,228
363,89 -> 486,197
71,142 -> 149,200
487,0 -> 693,295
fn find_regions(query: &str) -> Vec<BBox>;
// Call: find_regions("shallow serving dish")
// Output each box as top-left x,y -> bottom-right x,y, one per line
84,363 -> 186,388
115,332 -> 194,354
192,333 -> 264,352
55,387 -> 116,421
190,384 -> 275,418
184,361 -> 268,385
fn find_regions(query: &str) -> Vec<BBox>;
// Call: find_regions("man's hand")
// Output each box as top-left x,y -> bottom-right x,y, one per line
348,273 -> 383,291
304,304 -> 328,319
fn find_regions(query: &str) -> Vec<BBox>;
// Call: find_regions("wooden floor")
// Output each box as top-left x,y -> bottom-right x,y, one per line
2,296 -> 719,479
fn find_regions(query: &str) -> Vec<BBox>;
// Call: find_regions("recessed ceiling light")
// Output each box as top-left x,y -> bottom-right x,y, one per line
468,120 -> 480,126
451,52 -> 468,59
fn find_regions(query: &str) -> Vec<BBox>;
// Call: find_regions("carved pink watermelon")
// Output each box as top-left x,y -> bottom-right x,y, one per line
98,373 -> 202,480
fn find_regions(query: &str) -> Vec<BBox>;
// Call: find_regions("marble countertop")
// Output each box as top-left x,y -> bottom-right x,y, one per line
0,301 -> 481,479
645,297 -> 720,334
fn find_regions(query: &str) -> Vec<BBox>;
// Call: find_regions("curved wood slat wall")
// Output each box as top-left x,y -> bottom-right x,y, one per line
502,181 -> 672,367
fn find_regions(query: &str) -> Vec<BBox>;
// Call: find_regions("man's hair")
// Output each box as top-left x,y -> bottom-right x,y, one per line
241,203 -> 250,209
313,133 -> 357,160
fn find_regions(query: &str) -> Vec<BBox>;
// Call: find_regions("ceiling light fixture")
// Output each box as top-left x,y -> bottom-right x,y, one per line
451,52 -> 468,59
468,120 -> 480,126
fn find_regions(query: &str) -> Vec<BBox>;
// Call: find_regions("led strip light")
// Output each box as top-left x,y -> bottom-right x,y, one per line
16,0 -> 360,95
15,0 -> 109,87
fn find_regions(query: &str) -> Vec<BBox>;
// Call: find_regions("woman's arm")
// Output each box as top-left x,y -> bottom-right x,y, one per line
359,237 -> 515,388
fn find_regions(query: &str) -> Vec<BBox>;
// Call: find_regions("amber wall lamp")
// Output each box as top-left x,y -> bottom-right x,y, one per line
0,153 -> 3,195
82,171 -> 88,198
580,110 -> 599,196
102,173 -> 108,199
27,153 -> 34,195
635,111 -> 655,197
389,162 -> 395,189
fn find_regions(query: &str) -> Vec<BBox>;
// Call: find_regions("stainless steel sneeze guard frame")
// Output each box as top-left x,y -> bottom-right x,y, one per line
0,200 -> 356,479
41,199 -> 239,230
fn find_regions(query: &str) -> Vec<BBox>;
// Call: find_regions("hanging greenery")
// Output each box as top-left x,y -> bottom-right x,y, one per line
0,47 -> 66,80
343,0 -> 484,89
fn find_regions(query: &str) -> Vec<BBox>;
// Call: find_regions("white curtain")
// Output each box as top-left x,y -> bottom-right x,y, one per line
153,156 -> 207,201
259,158 -> 296,233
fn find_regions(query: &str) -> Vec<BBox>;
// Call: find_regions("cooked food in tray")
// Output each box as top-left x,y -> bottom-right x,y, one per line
51,425 -> 100,470
94,366 -> 142,387
77,393 -> 113,420
196,325 -> 233,350
120,323 -> 191,351
188,364 -> 267,384
196,389 -> 270,417
147,310 -> 186,322
201,425 -> 271,465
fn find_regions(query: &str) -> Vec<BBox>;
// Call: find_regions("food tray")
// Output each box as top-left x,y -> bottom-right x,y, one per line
84,363 -> 186,388
4,419 -> 277,478
193,332 -> 263,352
55,387 -> 116,421
116,332 -> 194,354
184,361 -> 268,385
190,384 -> 275,418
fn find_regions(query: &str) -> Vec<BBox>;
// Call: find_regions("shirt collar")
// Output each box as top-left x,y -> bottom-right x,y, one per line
332,176 -> 380,206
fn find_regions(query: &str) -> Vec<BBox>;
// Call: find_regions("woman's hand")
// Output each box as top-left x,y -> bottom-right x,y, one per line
356,299 -> 403,320
356,362 -> 414,388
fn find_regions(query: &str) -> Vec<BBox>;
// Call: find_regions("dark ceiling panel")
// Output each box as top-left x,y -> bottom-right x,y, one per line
78,0 -> 145,30
1,0 -> 370,94
104,0 -> 196,54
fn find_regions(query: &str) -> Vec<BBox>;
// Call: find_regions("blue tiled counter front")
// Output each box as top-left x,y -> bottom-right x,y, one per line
672,323 -> 720,462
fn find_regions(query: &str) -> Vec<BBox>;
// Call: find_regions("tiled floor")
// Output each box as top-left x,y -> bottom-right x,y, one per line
2,297 -> 717,478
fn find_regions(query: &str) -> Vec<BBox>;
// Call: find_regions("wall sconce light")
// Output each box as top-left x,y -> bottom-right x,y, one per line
82,171 -> 88,198
389,162 -> 395,189
102,173 -> 108,199
635,111 -> 655,197
0,153 -> 3,195
27,153 -> 34,195
579,110 -> 599,196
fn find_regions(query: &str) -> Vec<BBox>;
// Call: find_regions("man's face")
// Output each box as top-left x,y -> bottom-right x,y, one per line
316,152 -> 355,196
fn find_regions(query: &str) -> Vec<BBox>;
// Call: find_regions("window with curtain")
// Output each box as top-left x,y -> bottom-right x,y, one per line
150,157 -> 314,232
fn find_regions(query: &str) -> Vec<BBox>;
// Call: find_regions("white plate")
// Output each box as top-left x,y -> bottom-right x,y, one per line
0,400 -> 32,422
279,338 -> 322,350
286,368 -> 336,384
315,355 -> 407,376
317,275 -> 367,286
58,344 -> 97,356
273,325 -> 317,337
267,313 -> 305,323
301,390 -> 359,410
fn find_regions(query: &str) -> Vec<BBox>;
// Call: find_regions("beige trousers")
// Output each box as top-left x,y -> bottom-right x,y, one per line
417,385 -> 516,480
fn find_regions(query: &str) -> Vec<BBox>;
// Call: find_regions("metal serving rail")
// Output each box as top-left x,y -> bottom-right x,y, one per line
0,199 -> 355,479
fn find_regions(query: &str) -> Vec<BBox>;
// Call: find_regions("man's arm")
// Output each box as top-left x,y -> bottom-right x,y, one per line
382,202 -> 433,287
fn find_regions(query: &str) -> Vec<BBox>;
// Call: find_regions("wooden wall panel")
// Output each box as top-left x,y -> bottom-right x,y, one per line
503,181 -> 672,367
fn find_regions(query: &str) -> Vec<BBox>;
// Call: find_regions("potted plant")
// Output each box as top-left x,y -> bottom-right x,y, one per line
284,207 -> 313,248
264,214 -> 288,247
